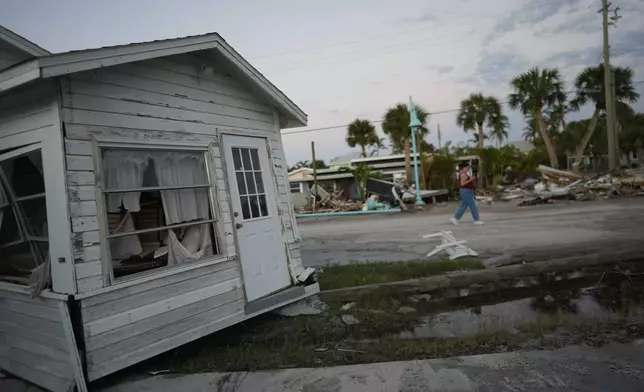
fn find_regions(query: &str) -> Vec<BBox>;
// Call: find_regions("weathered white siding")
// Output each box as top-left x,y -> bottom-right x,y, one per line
0,82 -> 56,139
79,260 -> 244,381
0,41 -> 29,71
0,81 -> 76,295
0,288 -> 75,392
60,52 -> 303,292
59,52 -> 307,380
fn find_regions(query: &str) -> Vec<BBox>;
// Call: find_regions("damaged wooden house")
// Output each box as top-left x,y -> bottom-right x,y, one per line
0,26 -> 316,392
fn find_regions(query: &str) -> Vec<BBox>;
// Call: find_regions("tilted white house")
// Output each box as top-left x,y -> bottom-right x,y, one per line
0,27 -> 316,392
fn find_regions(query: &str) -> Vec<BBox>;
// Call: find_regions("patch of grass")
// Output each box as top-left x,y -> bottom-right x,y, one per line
317,258 -> 485,291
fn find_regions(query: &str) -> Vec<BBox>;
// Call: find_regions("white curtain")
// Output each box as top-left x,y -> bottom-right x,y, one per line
103,150 -> 149,212
149,151 -> 211,265
109,211 -> 143,262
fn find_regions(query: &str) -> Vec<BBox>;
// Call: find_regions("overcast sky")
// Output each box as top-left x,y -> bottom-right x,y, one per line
2,0 -> 643,165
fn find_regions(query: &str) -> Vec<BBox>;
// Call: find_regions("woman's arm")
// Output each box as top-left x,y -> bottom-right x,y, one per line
459,173 -> 475,187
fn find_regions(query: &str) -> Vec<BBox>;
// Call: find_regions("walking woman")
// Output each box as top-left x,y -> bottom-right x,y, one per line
450,162 -> 484,225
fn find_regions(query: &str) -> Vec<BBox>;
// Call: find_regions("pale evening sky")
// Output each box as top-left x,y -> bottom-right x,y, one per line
1,0 -> 643,165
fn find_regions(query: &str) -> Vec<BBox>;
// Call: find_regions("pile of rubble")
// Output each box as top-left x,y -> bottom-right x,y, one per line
296,186 -> 364,213
494,165 -> 644,206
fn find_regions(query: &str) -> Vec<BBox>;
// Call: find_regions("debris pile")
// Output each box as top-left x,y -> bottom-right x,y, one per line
495,166 -> 644,206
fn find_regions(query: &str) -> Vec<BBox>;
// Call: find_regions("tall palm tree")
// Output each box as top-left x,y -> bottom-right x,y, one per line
569,64 -> 639,168
489,114 -> 510,147
346,119 -> 380,157
456,94 -> 506,149
509,67 -> 566,168
382,103 -> 429,183
456,94 -> 507,187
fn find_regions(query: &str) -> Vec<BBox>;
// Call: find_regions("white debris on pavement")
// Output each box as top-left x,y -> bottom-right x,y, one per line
423,231 -> 478,260
341,302 -> 356,311
341,314 -> 360,325
275,294 -> 328,317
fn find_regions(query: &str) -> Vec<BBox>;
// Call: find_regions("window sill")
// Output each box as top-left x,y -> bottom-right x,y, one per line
74,254 -> 235,299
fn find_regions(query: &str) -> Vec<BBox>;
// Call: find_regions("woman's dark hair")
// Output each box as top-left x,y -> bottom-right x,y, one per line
458,162 -> 470,170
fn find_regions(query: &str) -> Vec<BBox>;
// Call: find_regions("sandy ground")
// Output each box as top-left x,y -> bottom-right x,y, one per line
298,198 -> 644,267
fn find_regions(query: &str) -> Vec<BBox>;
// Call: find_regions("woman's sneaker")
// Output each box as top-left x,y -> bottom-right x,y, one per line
474,221 -> 485,225
450,218 -> 459,225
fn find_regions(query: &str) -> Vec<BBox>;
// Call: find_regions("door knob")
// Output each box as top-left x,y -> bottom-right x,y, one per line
236,222 -> 243,229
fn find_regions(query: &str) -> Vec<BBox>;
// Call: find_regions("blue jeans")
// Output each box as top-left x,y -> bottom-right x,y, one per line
454,188 -> 480,222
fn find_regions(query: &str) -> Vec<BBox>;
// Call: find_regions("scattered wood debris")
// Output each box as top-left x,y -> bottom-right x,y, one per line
494,166 -> 644,206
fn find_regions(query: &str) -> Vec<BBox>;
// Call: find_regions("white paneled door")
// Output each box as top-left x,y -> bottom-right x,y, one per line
223,135 -> 290,302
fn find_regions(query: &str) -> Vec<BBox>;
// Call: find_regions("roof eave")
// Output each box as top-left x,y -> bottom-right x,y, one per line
0,26 -> 50,57
0,60 -> 40,92
0,33 -> 307,126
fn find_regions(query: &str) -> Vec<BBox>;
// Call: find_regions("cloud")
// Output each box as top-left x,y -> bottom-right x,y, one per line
396,11 -> 438,24
426,65 -> 454,75
487,0 -> 585,42
437,65 -> 454,74
472,48 -> 531,87
542,47 -> 601,70
612,29 -> 644,59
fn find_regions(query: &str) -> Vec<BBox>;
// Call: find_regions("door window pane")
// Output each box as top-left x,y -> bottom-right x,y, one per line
236,172 -> 247,195
249,195 -> 260,218
250,149 -> 260,171
254,172 -> 265,193
241,149 -> 252,171
232,148 -> 242,170
258,195 -> 268,217
245,172 -> 256,194
240,196 -> 251,219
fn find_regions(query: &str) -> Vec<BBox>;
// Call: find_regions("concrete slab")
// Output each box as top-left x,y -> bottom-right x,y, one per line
298,198 -> 644,267
6,342 -> 644,391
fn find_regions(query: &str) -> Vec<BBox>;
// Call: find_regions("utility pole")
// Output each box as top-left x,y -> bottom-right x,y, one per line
437,124 -> 442,151
601,0 -> 620,170
311,141 -> 317,212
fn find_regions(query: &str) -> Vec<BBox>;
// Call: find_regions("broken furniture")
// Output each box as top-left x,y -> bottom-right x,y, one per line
423,231 -> 478,260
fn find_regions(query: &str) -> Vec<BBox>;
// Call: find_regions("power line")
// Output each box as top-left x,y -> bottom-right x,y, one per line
266,33 -> 474,74
251,1 -> 593,63
282,81 -> 644,136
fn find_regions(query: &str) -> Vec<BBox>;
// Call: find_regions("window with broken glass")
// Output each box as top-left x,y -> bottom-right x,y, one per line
0,146 -> 49,286
100,148 -> 220,280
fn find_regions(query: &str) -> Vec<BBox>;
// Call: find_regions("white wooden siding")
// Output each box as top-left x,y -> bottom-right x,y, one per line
58,52 -> 307,382
0,81 -> 76,294
0,83 -> 56,139
79,260 -> 243,381
0,43 -> 29,71
61,53 -> 283,292
0,289 -> 75,392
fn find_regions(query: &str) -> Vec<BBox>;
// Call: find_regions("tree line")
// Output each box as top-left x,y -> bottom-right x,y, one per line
344,63 -> 641,188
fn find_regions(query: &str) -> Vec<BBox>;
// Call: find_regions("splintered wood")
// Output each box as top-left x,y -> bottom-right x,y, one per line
301,189 -> 363,213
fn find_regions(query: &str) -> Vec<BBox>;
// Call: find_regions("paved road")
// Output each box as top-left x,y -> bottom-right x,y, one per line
87,341 -> 644,391
298,198 -> 644,267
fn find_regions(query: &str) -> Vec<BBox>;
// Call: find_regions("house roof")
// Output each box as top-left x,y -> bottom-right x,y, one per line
0,32 -> 307,128
0,26 -> 50,57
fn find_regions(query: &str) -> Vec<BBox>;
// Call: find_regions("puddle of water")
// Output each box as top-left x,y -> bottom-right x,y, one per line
400,278 -> 644,339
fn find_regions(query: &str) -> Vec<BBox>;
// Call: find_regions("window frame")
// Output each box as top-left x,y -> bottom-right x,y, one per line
0,143 -> 49,285
94,138 -> 225,286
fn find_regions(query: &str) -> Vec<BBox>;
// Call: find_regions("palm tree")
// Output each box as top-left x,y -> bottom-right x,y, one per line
569,64 -> 639,169
368,137 -> 388,156
489,114 -> 510,147
456,94 -> 507,187
382,103 -> 429,183
346,119 -> 380,157
292,160 -> 310,170
509,67 -> 566,167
